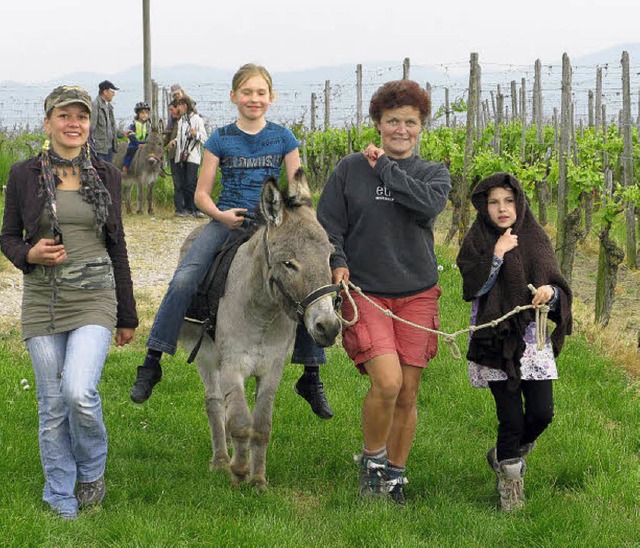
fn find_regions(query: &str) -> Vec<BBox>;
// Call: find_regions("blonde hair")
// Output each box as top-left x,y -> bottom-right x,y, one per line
232,63 -> 274,97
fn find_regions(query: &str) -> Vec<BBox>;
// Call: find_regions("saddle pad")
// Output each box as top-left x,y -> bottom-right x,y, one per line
185,222 -> 258,339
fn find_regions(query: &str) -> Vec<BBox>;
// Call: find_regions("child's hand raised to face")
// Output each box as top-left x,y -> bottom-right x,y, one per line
494,228 -> 518,259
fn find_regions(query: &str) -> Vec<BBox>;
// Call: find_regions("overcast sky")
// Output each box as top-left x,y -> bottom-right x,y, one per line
2,0 -> 639,83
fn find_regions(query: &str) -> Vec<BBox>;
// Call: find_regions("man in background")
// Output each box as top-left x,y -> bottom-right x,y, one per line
91,80 -> 119,162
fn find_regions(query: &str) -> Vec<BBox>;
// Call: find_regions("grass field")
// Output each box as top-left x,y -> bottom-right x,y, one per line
1,245 -> 639,546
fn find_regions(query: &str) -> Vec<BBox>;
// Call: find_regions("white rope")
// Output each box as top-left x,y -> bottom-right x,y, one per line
337,280 -> 549,359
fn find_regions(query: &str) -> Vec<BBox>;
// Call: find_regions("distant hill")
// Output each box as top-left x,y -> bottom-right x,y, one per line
2,46 -> 640,130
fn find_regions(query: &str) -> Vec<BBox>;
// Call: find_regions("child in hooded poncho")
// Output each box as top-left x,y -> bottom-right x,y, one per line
456,172 -> 572,512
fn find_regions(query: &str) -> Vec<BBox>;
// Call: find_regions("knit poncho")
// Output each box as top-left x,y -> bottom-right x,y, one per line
456,173 -> 572,379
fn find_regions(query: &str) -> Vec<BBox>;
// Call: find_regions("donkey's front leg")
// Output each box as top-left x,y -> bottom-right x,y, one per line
146,179 -> 155,215
224,374 -> 252,485
197,363 -> 230,471
123,181 -> 133,215
250,369 -> 283,491
136,180 -> 145,215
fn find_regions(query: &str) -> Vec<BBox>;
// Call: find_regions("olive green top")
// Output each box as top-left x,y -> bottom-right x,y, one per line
22,190 -> 117,339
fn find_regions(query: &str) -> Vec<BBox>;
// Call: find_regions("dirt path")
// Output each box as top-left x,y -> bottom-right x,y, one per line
1,212 -> 638,371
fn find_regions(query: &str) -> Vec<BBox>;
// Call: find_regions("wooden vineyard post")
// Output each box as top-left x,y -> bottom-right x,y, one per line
621,51 -> 637,268
533,59 -> 548,225
520,78 -> 526,162
595,222 -> 625,326
494,85 -> 503,154
461,53 -> 479,243
445,88 -> 451,127
310,92 -> 317,131
595,66 -> 602,132
447,53 -> 479,245
324,81 -> 330,131
556,53 -> 572,274
475,66 -> 483,138
425,83 -> 432,131
356,64 -> 363,134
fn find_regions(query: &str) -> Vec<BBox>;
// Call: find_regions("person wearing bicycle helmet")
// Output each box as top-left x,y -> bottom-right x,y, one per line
122,101 -> 151,175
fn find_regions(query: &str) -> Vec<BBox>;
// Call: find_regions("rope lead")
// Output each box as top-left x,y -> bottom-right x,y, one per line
337,281 -> 549,359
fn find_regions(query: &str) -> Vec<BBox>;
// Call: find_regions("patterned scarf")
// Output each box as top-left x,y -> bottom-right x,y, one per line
38,141 -> 112,237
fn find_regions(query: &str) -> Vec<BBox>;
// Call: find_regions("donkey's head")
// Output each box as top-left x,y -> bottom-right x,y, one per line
259,168 -> 341,347
142,130 -> 164,168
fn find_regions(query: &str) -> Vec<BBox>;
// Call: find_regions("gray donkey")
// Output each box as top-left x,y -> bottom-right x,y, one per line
178,169 -> 341,491
112,129 -> 165,215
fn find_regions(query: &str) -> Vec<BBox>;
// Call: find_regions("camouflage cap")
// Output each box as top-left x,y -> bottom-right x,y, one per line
44,85 -> 92,115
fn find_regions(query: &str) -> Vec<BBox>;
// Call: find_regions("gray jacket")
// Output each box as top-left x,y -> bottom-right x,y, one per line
91,95 -> 118,154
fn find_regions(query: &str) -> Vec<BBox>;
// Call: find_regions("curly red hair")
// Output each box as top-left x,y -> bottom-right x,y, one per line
369,80 -> 431,126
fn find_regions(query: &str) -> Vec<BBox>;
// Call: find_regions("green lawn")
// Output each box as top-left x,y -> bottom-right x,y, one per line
1,249 -> 639,546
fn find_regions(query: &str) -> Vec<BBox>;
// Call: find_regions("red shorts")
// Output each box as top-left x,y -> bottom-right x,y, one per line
341,285 -> 442,373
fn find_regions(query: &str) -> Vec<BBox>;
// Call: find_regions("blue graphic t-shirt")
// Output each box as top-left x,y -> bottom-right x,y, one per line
204,121 -> 299,212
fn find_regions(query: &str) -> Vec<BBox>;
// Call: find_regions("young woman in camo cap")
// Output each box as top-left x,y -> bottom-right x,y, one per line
0,85 -> 138,520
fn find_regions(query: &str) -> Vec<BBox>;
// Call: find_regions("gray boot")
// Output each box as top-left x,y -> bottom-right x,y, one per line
519,441 -> 536,458
487,441 -> 536,468
496,458 -> 526,512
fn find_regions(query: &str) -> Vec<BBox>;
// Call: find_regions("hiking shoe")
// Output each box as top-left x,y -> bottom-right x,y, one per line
192,211 -> 206,218
294,377 -> 333,419
496,458 -> 526,512
174,211 -> 187,218
130,364 -> 162,404
76,477 -> 106,508
385,475 -> 408,506
358,456 -> 387,497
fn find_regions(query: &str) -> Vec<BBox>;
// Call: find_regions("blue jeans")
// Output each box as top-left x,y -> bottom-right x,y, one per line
147,220 -> 231,354
26,325 -> 112,517
292,322 -> 326,366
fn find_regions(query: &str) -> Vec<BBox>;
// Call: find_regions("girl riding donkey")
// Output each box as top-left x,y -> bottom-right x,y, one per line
130,64 -> 333,418
457,173 -> 572,512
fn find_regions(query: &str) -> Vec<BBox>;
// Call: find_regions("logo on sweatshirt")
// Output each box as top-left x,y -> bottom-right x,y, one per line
375,185 -> 394,202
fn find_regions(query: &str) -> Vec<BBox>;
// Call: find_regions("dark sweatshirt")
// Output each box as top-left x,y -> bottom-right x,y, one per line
317,152 -> 451,297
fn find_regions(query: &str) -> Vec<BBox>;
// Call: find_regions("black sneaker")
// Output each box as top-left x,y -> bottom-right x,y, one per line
294,377 -> 333,419
130,364 -> 162,403
385,475 -> 408,506
76,477 -> 106,508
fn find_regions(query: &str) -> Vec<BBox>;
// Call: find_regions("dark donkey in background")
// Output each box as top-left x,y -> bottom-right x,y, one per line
112,128 -> 164,215
178,169 -> 342,491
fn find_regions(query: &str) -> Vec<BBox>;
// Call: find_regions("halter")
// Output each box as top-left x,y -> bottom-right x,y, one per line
262,225 -> 341,322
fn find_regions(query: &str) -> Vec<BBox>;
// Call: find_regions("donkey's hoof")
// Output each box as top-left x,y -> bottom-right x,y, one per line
250,476 -> 267,492
230,465 -> 249,485
230,473 -> 249,486
210,456 -> 231,472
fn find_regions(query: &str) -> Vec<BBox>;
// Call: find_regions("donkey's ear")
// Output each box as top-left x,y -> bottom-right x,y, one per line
260,177 -> 284,226
287,167 -> 313,207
